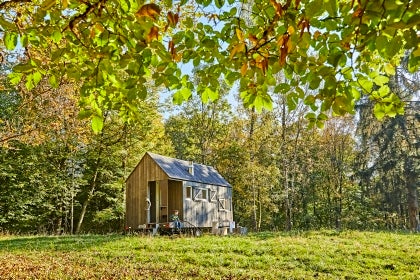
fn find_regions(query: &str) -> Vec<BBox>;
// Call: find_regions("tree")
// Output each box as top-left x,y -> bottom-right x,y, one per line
1,0 -> 418,129
354,60 -> 419,231
164,86 -> 232,164
0,58 -> 172,234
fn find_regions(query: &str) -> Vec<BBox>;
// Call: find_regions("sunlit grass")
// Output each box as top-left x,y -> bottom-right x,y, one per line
0,231 -> 419,279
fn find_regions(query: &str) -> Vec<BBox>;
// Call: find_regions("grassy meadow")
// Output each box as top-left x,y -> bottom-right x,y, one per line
0,230 -> 419,279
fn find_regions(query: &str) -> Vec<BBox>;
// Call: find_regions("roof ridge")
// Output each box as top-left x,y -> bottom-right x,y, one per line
147,152 -> 211,168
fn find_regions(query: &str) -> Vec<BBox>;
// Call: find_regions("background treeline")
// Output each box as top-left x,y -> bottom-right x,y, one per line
0,60 -> 419,234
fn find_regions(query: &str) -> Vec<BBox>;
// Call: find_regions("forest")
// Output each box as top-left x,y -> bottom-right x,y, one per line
0,0 -> 419,234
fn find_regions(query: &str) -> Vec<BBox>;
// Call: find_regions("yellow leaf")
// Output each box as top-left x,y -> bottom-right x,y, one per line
287,39 -> 293,51
62,0 -> 68,9
236,28 -> 244,41
384,63 -> 395,76
174,53 -> 182,62
277,35 -> 284,47
230,42 -> 245,59
287,25 -> 295,35
241,62 -> 248,76
136,3 -> 161,20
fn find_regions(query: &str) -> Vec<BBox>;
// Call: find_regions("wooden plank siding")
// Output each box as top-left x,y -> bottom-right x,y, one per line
125,153 -> 168,228
168,180 -> 183,221
183,182 -> 233,228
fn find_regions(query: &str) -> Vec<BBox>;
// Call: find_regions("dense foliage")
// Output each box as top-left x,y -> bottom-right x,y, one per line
0,0 -> 419,234
1,0 -> 419,131
163,90 -> 418,232
0,74 -> 172,233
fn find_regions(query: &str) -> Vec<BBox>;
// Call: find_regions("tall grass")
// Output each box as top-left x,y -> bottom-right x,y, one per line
0,231 -> 419,279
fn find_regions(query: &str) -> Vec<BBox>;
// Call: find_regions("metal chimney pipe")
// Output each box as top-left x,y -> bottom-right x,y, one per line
188,161 -> 194,175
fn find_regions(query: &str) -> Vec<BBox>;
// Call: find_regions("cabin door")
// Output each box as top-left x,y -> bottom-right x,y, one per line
148,181 -> 158,224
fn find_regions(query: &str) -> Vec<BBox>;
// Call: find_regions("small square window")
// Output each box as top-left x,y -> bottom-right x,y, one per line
210,190 -> 217,202
186,186 -> 192,199
202,189 -> 208,200
218,198 -> 231,211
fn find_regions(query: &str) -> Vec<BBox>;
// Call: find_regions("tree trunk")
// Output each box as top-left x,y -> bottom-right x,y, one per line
279,97 -> 292,231
406,158 -> 419,232
252,167 -> 257,232
257,187 -> 262,231
75,157 -> 101,234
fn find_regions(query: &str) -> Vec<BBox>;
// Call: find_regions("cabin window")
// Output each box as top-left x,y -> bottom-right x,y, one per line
218,198 -> 231,211
202,189 -> 208,200
193,188 -> 209,201
210,190 -> 217,202
186,186 -> 192,199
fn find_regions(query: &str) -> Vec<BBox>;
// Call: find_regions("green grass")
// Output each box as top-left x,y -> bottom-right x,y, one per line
0,230 -> 419,279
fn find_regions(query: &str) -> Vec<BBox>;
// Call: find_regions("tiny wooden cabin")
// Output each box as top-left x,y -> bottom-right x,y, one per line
125,152 -> 233,229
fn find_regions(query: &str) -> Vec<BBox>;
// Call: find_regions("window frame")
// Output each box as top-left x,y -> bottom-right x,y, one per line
218,198 -> 231,212
192,187 -> 210,201
185,186 -> 192,199
210,190 -> 217,202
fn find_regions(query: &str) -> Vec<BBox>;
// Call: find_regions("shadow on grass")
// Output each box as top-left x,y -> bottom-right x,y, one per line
0,234 -> 125,252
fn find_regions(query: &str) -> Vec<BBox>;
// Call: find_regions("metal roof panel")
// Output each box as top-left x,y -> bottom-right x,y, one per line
147,152 -> 231,187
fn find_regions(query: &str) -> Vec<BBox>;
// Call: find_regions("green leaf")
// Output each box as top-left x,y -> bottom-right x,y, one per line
315,120 -> 325,129
253,93 -> 272,112
201,87 -> 218,103
173,88 -> 191,105
305,112 -> 317,121
48,74 -> 59,88
202,0 -> 212,7
359,79 -> 373,92
51,30 -> 62,43
254,95 -> 264,112
25,74 -> 35,90
274,83 -> 290,93
305,0 -> 324,17
287,94 -> 297,110
378,85 -> 390,97
304,95 -> 316,106
78,109 -> 92,119
325,0 -> 337,17
317,112 -> 328,121
4,32 -> 18,50
374,75 -> 389,86
351,87 -> 361,100
373,103 -> 386,120
309,75 -> 321,90
41,0 -> 56,10
33,71 -> 42,87
332,96 -> 350,115
375,35 -> 388,55
120,0 -> 130,12
215,0 -> 224,9
91,115 -> 104,133
386,36 -> 400,57
8,72 -> 23,85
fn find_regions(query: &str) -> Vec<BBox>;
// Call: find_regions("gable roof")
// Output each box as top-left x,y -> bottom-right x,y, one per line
147,152 -> 231,187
